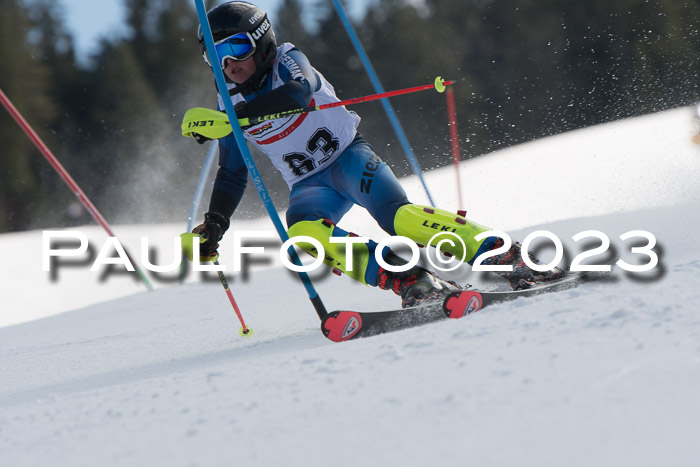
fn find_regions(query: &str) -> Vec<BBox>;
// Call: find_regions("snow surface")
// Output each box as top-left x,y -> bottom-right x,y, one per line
1,107 -> 700,466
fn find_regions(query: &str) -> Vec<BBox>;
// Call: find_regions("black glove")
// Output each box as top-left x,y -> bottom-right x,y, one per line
234,102 -> 254,130
193,133 -> 211,145
234,101 -> 249,119
192,212 -> 229,258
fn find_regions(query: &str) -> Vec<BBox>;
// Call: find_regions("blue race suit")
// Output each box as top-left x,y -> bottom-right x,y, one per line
208,44 -> 411,285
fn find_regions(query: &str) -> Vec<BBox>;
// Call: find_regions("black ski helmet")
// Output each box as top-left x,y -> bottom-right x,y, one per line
198,1 -> 277,86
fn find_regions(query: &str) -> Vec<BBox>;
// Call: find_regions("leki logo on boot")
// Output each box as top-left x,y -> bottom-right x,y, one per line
422,221 -> 457,232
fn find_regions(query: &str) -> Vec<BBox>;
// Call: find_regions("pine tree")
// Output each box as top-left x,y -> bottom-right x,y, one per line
274,0 -> 314,52
0,0 -> 57,232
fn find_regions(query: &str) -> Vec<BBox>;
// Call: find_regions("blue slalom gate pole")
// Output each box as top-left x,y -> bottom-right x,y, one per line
193,0 -> 328,320
180,141 -> 218,283
331,0 -> 436,207
187,141 -> 219,233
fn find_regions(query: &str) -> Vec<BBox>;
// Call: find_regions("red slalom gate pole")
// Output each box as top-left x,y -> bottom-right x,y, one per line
445,86 -> 464,210
0,87 -> 154,291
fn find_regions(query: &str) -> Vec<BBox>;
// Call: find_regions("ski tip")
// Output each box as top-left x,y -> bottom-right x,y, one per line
443,291 -> 483,319
322,311 -> 363,342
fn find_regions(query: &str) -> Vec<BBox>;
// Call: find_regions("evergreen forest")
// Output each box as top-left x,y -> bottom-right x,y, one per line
1,0 -> 699,233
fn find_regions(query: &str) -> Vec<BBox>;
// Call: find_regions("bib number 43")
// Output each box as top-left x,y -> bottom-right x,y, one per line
283,127 -> 339,177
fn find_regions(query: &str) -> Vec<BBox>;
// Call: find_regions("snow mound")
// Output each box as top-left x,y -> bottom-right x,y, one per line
1,107 -> 700,466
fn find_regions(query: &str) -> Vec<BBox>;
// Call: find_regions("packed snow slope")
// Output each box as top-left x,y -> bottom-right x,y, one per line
1,107 -> 699,466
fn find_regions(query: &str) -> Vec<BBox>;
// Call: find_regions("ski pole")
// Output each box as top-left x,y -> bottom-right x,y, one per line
243,76 -> 454,127
214,259 -> 252,337
182,77 -> 454,140
1,87 -> 154,292
180,232 -> 252,337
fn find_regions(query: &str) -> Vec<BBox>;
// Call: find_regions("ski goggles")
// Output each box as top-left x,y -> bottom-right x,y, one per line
203,32 -> 256,68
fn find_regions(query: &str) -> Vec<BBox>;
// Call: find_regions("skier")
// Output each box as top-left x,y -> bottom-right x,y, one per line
189,1 -> 564,308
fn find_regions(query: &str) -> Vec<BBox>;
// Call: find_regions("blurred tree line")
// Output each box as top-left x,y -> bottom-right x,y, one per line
1,0 -> 699,233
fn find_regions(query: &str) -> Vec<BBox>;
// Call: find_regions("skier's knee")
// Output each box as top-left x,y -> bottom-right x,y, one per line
393,204 -> 495,263
286,219 -> 372,284
286,219 -> 334,258
373,200 -> 410,235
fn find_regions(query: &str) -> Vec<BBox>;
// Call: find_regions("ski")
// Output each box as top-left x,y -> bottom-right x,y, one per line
321,266 -> 615,342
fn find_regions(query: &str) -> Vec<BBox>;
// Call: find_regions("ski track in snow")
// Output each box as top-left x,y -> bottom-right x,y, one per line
1,107 -> 700,466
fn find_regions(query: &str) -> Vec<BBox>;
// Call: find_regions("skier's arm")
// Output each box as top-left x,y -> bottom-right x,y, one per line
236,48 -> 320,119
209,135 -> 249,221
192,135 -> 249,256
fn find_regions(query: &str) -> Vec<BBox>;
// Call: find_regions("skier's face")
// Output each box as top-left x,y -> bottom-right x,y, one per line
223,56 -> 257,84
